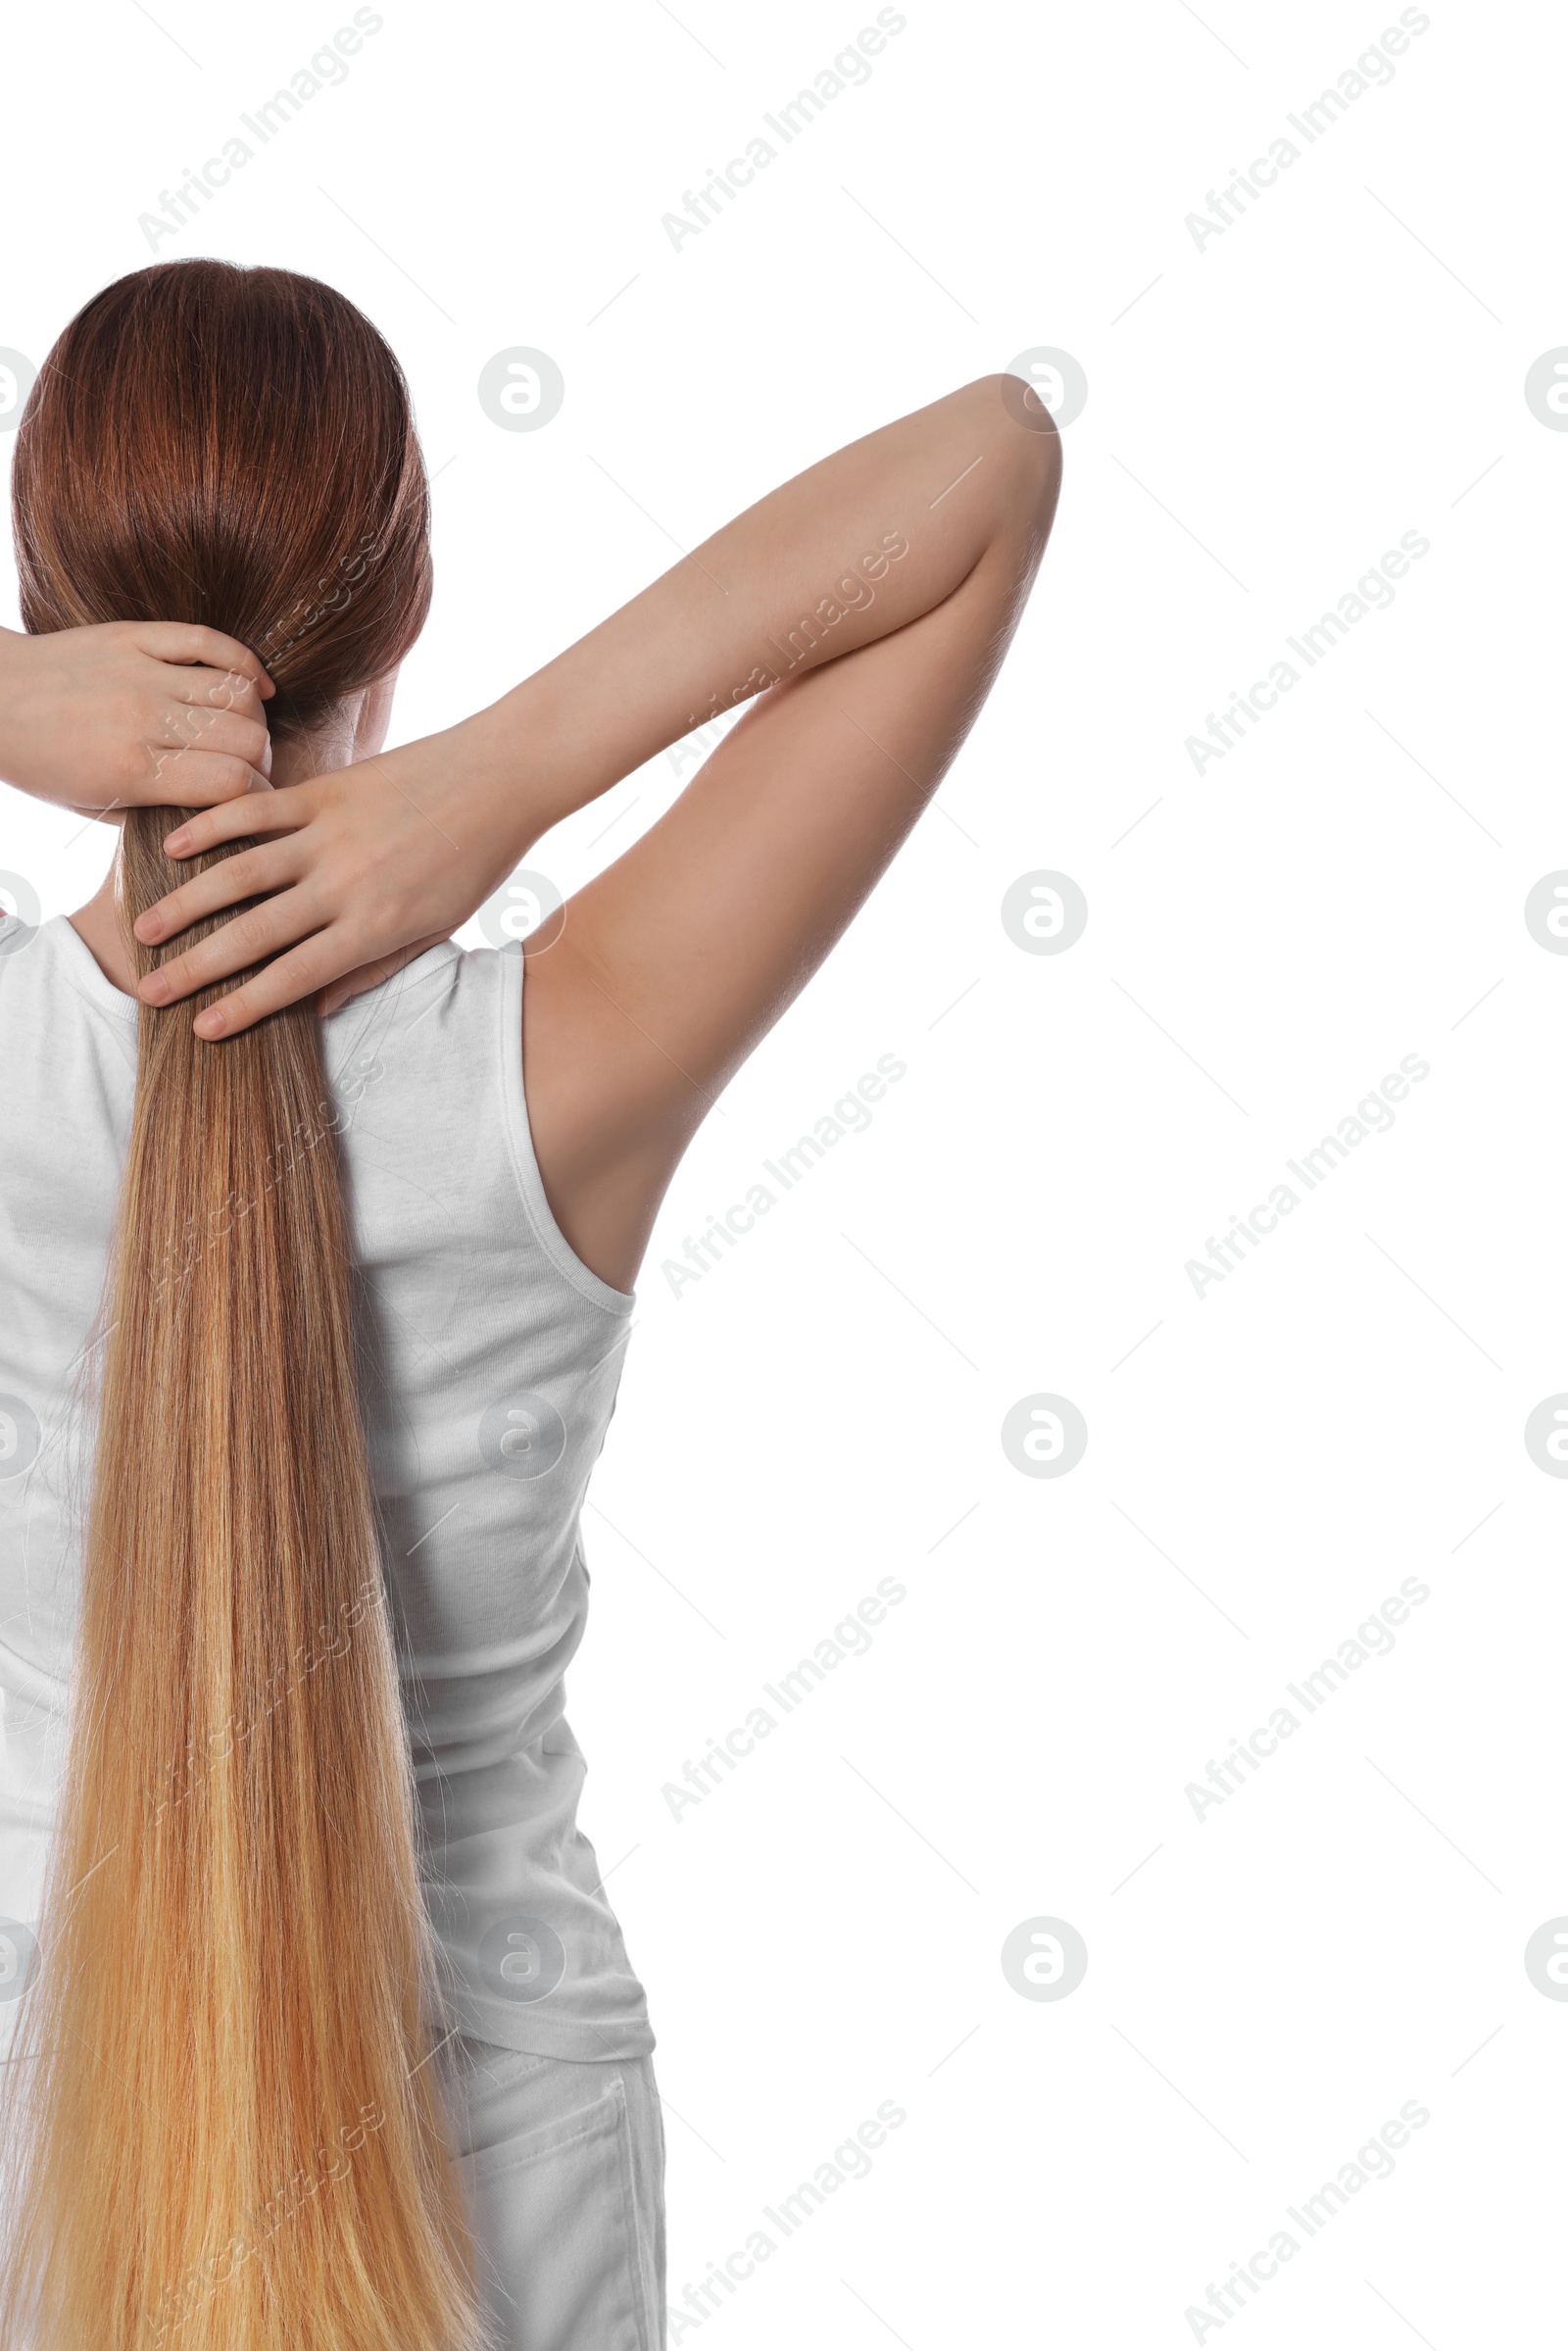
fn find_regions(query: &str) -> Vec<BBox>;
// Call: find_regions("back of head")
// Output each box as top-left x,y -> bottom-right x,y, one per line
13,255 -> 431,731
2,264 -> 486,2351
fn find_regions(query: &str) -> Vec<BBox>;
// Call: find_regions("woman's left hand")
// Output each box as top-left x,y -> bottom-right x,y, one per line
0,621 -> 276,814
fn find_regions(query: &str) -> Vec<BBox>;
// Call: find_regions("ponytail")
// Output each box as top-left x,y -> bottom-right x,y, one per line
3,263 -> 485,2349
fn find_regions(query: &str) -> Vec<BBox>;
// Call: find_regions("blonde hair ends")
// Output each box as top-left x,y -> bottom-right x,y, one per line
0,807 -> 488,2348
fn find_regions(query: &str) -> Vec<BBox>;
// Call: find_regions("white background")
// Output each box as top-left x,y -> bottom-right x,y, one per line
2,1 -> 1563,2341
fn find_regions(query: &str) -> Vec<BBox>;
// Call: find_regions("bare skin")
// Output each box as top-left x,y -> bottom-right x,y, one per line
0,619 -> 276,814
68,672 -> 411,991
7,377 -> 1061,1294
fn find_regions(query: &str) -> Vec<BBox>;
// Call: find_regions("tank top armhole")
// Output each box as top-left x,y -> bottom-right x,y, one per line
497,943 -> 636,1317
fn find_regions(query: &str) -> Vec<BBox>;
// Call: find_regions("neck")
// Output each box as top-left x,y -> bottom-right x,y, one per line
69,862 -> 137,997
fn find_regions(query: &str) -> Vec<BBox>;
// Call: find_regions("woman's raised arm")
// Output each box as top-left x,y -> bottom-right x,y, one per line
128,374 -> 1060,1282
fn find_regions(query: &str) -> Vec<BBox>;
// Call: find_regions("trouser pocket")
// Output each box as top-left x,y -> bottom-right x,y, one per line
451,2047 -> 662,2351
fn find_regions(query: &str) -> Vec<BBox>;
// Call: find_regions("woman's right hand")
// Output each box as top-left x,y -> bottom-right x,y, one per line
127,715 -> 535,1034
0,620 -> 275,818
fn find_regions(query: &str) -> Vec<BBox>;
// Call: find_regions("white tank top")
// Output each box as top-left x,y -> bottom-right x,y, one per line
0,912 -> 651,2061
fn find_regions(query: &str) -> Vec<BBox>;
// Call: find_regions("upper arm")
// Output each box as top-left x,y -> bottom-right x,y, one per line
521,423 -> 1061,1293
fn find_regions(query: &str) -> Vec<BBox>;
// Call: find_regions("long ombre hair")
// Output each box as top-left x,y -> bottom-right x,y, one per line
3,262 -> 487,2351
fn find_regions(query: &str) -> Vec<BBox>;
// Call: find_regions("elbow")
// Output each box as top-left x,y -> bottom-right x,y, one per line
974,371 -> 1063,542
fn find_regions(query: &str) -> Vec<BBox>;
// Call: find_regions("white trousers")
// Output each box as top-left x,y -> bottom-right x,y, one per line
441,2033 -> 667,2351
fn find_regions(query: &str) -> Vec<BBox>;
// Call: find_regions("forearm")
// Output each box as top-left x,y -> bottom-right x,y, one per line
117,374 -> 1058,1037
462,373 -> 1058,848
